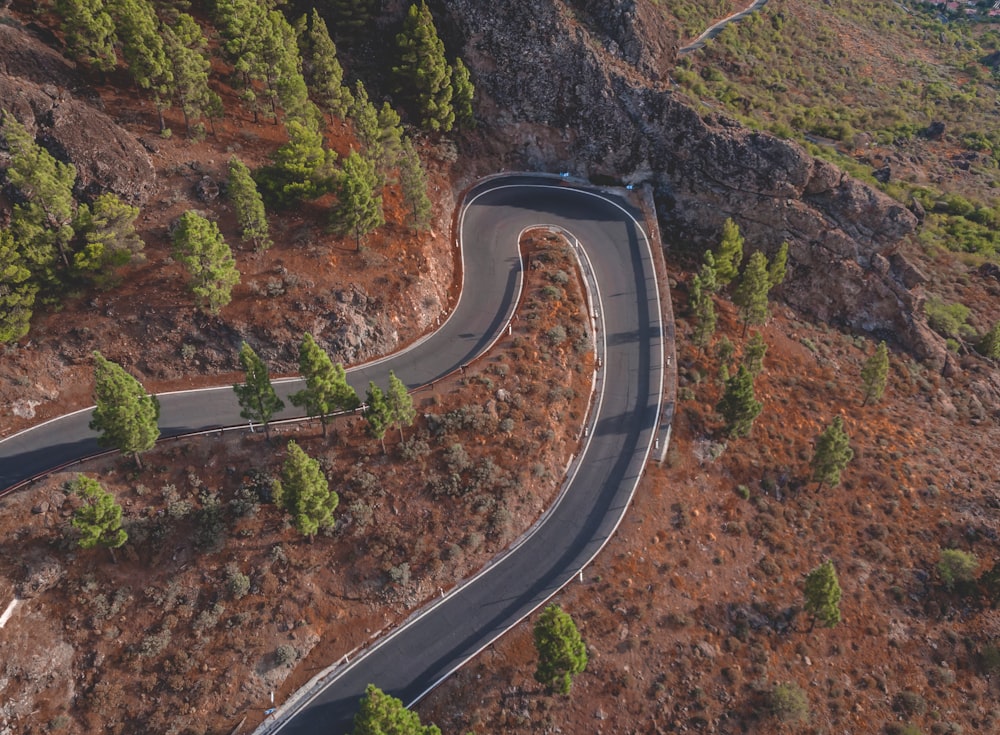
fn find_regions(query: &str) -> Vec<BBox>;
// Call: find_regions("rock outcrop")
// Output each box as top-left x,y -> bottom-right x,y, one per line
442,0 -> 942,364
0,22 -> 156,204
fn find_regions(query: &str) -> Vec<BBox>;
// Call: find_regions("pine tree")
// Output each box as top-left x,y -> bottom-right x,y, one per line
714,217 -> 744,286
860,340 -> 889,406
89,351 -> 160,468
699,250 -> 719,293
743,331 -> 767,376
260,10 -> 316,125
689,274 -> 716,352
350,81 -> 382,156
256,118 -> 336,207
298,9 -> 352,121
394,2 -> 455,132
171,212 -> 240,313
228,157 -> 272,251
56,0 -> 118,72
385,371 -> 416,441
110,0 -> 174,131
0,229 -> 37,344
351,684 -> 441,735
364,382 -> 391,454
803,559 -> 842,630
810,416 -> 853,490
980,321 -> 1000,359
331,150 -> 384,251
289,333 -> 359,437
768,240 -> 789,287
2,113 -> 77,278
716,364 -> 762,438
533,604 -> 588,695
162,13 -> 213,135
214,0 -> 268,122
328,0 -> 378,38
70,475 -> 127,562
375,102 -> 405,181
233,341 -> 284,440
398,137 -> 432,231
72,192 -> 144,288
273,440 -> 338,541
733,250 -> 771,334
451,57 -> 475,129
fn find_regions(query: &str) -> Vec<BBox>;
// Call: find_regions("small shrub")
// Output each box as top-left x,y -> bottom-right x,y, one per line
769,682 -> 809,723
547,325 -> 568,345
937,548 -> 979,591
225,563 -> 250,599
892,690 -> 928,717
736,484 -> 750,499
275,644 -> 297,665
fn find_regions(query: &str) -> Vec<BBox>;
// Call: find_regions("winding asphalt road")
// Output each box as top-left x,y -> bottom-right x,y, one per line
0,175 -> 664,734
679,0 -> 770,55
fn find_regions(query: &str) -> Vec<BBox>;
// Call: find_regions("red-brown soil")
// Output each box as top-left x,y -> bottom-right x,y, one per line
420,294 -> 1000,735
0,234 -> 596,735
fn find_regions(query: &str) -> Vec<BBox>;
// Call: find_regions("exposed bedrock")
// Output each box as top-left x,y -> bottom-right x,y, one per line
442,0 -> 943,366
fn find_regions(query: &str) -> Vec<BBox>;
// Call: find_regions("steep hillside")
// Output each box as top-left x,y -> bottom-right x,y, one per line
1,0 -> 1000,734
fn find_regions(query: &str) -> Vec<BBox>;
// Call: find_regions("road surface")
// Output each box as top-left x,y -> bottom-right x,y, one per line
0,175 -> 665,735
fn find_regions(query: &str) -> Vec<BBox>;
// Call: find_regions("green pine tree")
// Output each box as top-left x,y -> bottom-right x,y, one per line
331,150 -> 384,251
110,0 -> 174,131
689,274 -> 716,353
733,250 -> 771,334
398,137 -> 432,231
533,604 -> 588,695
2,113 -> 77,279
89,351 -> 160,469
385,371 -> 416,441
290,333 -> 359,437
394,2 -> 455,132
298,9 -> 353,121
162,13 -> 213,135
260,9 -> 317,126
256,118 -> 336,207
350,81 -> 382,156
699,250 -> 719,293
56,0 -> 118,72
451,58 -> 475,129
374,102 -> 405,182
743,331 -> 767,376
70,475 -> 127,562
233,341 -> 284,440
810,416 -> 853,490
228,157 -> 272,251
980,321 -> 1000,360
273,440 -> 338,541
716,364 -> 762,438
860,340 -> 889,406
214,0 -> 268,122
351,684 -> 441,735
0,229 -> 37,344
768,240 -> 789,287
72,192 -> 144,288
364,382 -> 391,454
714,217 -> 744,286
803,559 -> 842,630
171,211 -> 240,314
328,0 -> 378,39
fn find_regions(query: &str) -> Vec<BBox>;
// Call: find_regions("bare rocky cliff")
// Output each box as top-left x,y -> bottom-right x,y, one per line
0,21 -> 155,205
440,0 -> 945,366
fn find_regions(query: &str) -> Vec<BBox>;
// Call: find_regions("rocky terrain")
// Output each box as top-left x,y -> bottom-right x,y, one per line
2,0 -> 1000,733
439,0 -> 951,369
0,24 -> 155,204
